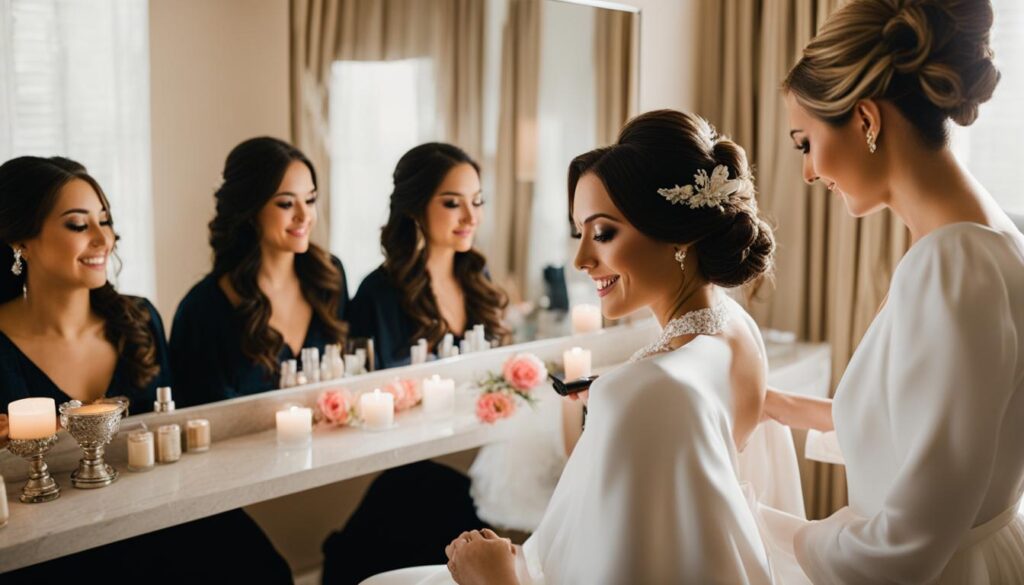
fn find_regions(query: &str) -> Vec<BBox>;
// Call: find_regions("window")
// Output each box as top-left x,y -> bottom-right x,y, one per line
0,0 -> 155,298
952,0 -> 1024,214
329,58 -> 438,288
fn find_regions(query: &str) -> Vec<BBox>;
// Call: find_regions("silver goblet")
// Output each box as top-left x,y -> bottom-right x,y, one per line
6,434 -> 61,503
59,398 -> 128,489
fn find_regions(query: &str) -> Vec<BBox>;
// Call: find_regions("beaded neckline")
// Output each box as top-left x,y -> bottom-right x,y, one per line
628,304 -> 731,363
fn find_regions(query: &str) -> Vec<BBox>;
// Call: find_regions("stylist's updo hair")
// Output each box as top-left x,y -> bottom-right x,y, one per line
785,0 -> 1000,148
568,109 -> 774,288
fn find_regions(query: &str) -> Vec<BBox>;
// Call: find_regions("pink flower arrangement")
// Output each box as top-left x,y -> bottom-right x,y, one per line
476,392 -> 516,423
502,353 -> 547,392
382,378 -> 422,411
474,352 -> 545,424
316,388 -> 355,426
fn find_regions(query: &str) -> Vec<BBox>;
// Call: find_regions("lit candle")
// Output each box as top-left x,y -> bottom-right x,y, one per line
359,389 -> 394,430
127,430 -> 155,471
276,406 -> 313,447
571,304 -> 602,334
422,375 -> 456,416
563,347 -> 592,381
68,403 -> 120,416
8,398 -> 56,440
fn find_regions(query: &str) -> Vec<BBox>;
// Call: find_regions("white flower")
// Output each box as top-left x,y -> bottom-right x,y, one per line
657,164 -> 748,210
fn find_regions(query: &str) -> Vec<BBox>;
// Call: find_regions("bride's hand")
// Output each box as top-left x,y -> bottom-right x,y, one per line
446,529 -> 518,585
568,389 -> 589,405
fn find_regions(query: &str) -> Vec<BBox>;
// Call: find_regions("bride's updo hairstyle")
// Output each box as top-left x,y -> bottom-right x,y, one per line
785,0 -> 1000,148
568,109 -> 774,288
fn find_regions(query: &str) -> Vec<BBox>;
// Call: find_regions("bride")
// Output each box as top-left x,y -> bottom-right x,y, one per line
365,109 -> 804,585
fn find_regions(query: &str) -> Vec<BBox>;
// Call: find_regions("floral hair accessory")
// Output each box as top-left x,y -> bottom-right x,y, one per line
657,164 -> 751,211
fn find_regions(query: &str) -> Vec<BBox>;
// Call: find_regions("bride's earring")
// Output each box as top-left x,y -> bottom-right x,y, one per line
866,130 -> 877,154
11,247 -> 23,276
674,248 -> 687,273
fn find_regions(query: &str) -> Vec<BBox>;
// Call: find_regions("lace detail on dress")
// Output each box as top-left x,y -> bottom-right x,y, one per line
629,304 -> 732,363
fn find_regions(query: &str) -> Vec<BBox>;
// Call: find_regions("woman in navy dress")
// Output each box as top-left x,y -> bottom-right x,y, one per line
347,142 -> 507,368
0,156 -> 292,583
170,137 -> 349,407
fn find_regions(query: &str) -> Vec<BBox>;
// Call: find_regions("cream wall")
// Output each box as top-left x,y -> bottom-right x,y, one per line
148,0 -> 697,578
149,0 -> 291,320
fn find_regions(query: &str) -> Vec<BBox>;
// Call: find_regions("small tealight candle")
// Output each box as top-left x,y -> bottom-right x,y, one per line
8,398 -> 56,440
563,347 -> 592,381
127,430 -> 155,471
186,419 -> 211,453
276,406 -> 313,447
571,304 -> 602,334
68,403 -> 120,416
156,424 -> 182,464
359,389 -> 394,431
422,374 -> 456,416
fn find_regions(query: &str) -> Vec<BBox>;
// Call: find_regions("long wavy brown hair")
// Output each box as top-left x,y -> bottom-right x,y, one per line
0,156 -> 160,388
381,143 -> 508,349
209,137 -> 347,375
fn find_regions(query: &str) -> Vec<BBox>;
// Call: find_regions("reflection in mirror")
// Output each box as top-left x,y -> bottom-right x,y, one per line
304,0 -> 639,349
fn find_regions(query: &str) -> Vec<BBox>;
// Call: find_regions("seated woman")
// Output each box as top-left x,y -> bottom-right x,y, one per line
321,143 -> 510,585
346,142 -> 508,369
0,156 -> 292,584
369,110 -> 800,584
170,137 -> 349,407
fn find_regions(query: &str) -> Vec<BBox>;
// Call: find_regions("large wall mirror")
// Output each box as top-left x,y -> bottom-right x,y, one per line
0,0 -> 639,403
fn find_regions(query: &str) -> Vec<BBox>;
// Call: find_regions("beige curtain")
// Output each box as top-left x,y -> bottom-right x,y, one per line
698,0 -> 910,519
490,0 -> 541,299
594,9 -> 639,146
290,0 -> 485,238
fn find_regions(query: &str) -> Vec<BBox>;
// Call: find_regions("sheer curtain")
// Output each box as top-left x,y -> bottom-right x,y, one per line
329,59 -> 439,288
0,0 -> 155,300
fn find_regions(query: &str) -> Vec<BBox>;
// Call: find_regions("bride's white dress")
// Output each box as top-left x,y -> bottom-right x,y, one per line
364,298 -> 807,585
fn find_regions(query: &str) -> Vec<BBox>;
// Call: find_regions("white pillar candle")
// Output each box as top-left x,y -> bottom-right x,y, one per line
563,347 -> 593,381
422,374 -> 456,416
571,304 -> 602,334
359,389 -> 394,430
276,406 -> 313,447
8,398 -> 56,440
127,430 -> 155,471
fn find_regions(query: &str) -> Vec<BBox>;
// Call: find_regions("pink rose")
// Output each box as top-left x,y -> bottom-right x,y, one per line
502,353 -> 547,392
382,379 -> 421,411
317,388 -> 353,426
476,392 -> 516,424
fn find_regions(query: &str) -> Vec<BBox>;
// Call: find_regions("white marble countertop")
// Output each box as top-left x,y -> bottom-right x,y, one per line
0,320 -> 830,573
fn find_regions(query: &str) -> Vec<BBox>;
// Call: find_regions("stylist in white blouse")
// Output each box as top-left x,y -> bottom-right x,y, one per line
768,0 -> 1024,583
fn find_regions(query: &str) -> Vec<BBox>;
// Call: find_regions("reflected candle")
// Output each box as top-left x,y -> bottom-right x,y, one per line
186,419 -> 211,453
8,398 -> 56,439
360,389 -> 394,430
571,304 -> 601,334
563,347 -> 592,381
422,375 -> 455,416
276,406 -> 313,447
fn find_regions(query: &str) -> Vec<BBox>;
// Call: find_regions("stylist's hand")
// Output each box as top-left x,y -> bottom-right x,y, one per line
446,529 -> 518,585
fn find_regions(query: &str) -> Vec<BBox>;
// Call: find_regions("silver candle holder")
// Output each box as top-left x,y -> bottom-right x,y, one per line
59,399 -> 128,489
6,434 -> 61,503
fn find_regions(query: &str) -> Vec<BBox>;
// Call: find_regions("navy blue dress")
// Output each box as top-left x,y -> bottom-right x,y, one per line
169,258 -> 349,407
0,296 -> 293,584
0,297 -> 168,414
348,265 -> 471,369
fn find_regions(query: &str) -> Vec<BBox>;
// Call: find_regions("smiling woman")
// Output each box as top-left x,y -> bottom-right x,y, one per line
169,137 -> 350,408
0,156 -> 167,412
